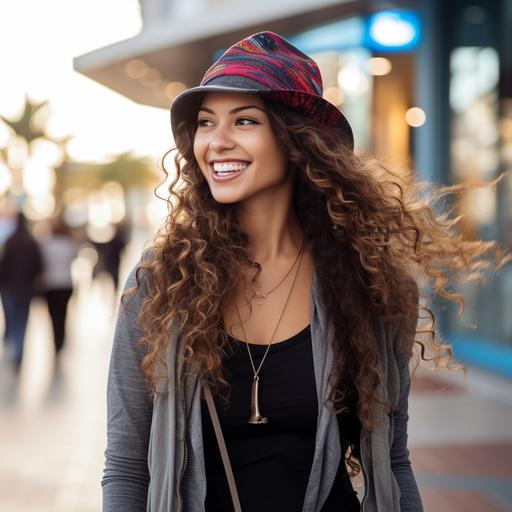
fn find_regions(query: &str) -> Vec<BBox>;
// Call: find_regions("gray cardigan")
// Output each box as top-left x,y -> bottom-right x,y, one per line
102,262 -> 424,512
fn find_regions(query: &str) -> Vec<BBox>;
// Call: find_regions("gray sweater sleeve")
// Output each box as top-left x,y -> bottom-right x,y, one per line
102,262 -> 153,511
390,282 -> 424,511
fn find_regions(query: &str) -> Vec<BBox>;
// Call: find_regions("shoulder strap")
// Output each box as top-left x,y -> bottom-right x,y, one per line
203,383 -> 242,512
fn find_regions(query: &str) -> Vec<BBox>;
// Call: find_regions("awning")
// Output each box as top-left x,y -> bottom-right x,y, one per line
73,0 -> 357,108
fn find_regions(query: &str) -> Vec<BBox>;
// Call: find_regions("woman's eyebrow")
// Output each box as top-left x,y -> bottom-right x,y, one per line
198,105 -> 265,115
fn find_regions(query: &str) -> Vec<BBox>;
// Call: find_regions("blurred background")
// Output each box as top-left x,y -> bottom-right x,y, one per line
0,0 -> 511,510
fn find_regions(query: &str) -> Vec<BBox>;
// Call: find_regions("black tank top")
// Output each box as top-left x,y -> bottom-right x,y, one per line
201,325 -> 361,511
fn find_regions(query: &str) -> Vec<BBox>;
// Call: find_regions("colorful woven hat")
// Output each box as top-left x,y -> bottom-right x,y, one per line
170,31 -> 354,152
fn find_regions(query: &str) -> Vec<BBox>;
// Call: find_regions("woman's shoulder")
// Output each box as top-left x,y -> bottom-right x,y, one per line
120,248 -> 158,312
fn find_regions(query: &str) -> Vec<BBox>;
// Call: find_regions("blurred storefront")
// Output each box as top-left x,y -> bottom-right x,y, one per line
74,0 -> 512,376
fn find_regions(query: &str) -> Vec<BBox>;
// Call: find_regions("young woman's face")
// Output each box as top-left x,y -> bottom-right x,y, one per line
193,92 -> 289,204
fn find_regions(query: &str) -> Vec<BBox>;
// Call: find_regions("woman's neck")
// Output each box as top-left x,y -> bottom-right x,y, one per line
236,200 -> 303,264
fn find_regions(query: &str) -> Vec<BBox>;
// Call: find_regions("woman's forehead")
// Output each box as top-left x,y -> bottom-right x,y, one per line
199,92 -> 265,111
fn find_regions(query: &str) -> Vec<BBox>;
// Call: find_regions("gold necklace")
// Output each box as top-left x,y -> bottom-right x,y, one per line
234,242 -> 305,424
249,240 -> 304,300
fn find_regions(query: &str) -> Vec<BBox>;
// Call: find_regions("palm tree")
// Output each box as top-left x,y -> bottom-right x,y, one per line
0,97 -> 158,211
0,97 -> 47,143
55,152 -> 158,193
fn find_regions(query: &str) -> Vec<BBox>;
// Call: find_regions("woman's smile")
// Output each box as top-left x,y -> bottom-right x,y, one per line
210,160 -> 251,181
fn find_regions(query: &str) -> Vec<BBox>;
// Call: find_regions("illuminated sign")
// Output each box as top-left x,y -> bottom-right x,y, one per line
364,10 -> 421,51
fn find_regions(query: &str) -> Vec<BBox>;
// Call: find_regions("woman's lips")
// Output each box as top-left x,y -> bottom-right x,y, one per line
209,162 -> 250,182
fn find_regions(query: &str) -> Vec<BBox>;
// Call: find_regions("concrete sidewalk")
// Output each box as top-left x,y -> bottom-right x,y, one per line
0,273 -> 114,512
0,270 -> 511,511
409,365 -> 512,511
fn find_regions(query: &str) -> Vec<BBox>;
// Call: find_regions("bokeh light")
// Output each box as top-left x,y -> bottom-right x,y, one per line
0,159 -> 12,194
124,59 -> 148,79
337,66 -> 369,95
22,160 -> 56,196
405,107 -> 426,127
165,81 -> 188,101
367,57 -> 392,76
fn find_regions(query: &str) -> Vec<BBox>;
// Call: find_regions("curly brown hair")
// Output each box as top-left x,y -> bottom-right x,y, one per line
127,99 -> 509,476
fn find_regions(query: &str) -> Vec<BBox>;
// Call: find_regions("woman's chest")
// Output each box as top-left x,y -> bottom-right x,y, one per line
212,325 -> 318,435
221,252 -> 314,344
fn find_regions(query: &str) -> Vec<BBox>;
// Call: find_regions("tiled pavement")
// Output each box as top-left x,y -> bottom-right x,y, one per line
1,262 -> 511,511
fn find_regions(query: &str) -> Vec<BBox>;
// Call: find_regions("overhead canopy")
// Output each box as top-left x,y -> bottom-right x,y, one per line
73,0 -> 357,108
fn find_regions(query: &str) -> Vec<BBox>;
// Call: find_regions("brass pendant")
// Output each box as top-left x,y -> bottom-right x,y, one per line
248,375 -> 268,424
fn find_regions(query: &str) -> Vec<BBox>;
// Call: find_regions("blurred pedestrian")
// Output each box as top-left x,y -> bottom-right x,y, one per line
102,32 -> 508,512
91,222 -> 128,292
40,216 -> 79,361
0,212 -> 43,372
103,222 -> 128,291
0,211 -> 16,249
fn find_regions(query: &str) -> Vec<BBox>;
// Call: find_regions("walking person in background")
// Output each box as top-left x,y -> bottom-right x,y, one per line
0,212 -> 43,373
40,215 -> 79,367
91,222 -> 128,293
102,222 -> 128,292
102,32 -> 508,511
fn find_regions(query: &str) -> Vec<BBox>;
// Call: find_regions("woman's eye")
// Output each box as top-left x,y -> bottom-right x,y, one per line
197,117 -> 259,128
197,118 -> 213,128
236,117 -> 259,126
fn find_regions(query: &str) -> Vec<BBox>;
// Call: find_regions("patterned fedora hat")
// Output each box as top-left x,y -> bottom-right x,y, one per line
170,31 -> 354,152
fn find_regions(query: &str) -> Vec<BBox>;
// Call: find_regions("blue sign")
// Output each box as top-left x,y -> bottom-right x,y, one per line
364,10 -> 421,51
289,17 -> 365,54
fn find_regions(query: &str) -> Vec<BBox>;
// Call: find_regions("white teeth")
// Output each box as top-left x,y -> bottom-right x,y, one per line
212,162 -> 248,173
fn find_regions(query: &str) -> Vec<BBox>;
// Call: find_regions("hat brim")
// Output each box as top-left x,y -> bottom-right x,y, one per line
170,84 -> 354,153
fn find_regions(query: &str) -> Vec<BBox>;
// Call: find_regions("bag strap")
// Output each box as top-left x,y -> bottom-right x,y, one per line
203,383 -> 242,512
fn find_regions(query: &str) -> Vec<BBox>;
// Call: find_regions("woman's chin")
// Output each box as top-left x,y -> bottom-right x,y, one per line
210,191 -> 244,204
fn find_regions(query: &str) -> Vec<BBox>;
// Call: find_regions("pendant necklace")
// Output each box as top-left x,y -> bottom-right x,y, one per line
249,241 -> 304,300
234,240 -> 305,424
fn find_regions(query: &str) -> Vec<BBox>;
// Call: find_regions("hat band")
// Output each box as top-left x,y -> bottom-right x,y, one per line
202,75 -> 270,91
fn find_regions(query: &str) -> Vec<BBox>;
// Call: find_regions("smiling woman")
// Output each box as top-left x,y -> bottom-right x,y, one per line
101,31 -> 507,512
193,93 -> 289,204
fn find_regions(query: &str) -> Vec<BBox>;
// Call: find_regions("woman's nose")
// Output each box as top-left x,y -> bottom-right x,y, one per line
209,126 -> 235,152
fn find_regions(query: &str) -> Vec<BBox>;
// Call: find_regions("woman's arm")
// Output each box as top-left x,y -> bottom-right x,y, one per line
390,282 -> 424,512
102,262 -> 153,511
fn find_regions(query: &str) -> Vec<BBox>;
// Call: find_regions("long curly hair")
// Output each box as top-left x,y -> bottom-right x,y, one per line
127,99 -> 508,476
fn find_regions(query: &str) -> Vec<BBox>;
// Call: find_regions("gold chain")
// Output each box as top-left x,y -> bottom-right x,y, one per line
249,241 -> 304,300
234,241 -> 305,377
